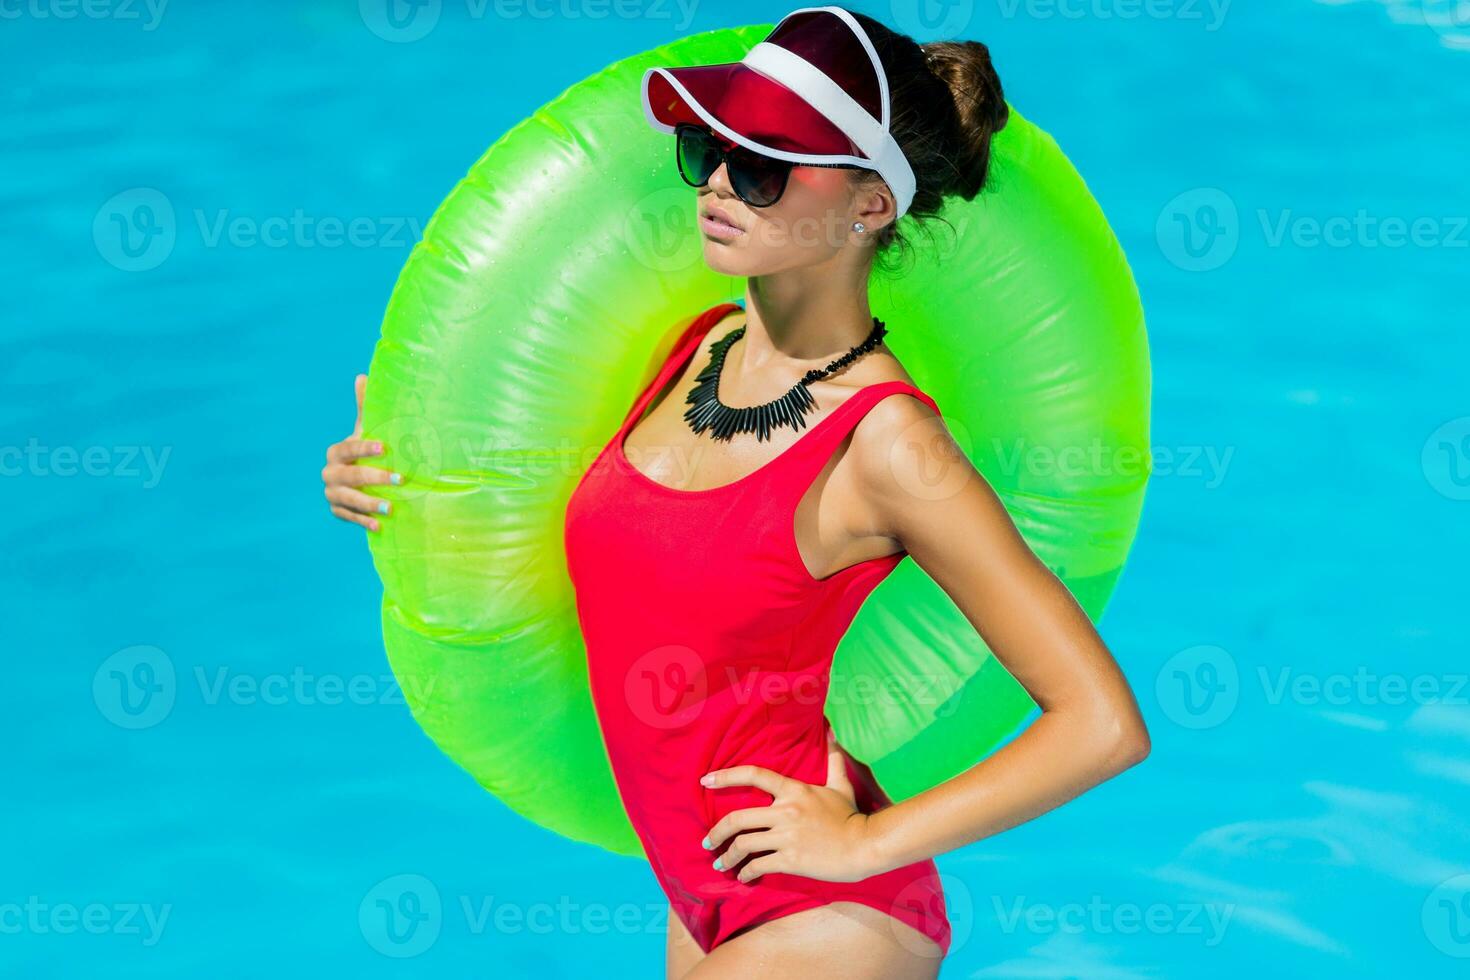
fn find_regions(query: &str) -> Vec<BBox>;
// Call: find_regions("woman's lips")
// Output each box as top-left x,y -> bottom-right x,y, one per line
699,210 -> 744,240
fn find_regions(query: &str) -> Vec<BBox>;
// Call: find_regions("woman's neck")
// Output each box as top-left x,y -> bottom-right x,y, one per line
735,267 -> 877,376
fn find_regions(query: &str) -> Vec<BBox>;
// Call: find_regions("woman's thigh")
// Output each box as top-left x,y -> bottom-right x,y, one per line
682,902 -> 943,980
665,904 -> 705,980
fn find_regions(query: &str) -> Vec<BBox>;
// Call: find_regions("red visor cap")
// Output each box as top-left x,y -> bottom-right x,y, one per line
642,8 -> 888,159
644,61 -> 860,157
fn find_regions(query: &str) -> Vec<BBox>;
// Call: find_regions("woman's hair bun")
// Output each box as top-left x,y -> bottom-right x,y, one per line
920,39 -> 1008,201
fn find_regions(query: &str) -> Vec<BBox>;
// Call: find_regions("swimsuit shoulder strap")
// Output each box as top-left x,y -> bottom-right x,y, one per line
618,302 -> 745,432
771,379 -> 943,505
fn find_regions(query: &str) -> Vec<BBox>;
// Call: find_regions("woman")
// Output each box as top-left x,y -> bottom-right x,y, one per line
322,7 -> 1149,977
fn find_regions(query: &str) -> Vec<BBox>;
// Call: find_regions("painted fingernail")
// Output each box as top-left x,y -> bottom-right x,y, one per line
700,836 -> 712,850
372,442 -> 383,454
711,857 -> 722,871
378,501 -> 390,515
390,472 -> 402,485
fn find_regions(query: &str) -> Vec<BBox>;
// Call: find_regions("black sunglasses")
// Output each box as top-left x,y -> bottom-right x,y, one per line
674,123 -> 869,209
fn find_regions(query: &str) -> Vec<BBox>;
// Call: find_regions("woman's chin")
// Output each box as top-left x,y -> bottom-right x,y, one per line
700,246 -> 754,277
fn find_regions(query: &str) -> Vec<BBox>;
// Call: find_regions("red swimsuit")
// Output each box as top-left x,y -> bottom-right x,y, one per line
564,302 -> 952,956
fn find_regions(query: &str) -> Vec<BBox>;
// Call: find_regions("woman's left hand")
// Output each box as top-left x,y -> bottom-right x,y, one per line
699,736 -> 885,884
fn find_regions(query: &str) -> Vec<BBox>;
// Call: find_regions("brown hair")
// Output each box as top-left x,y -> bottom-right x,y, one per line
843,9 -> 1009,266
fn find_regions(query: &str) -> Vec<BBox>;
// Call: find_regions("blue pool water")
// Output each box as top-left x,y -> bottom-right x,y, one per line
5,1 -> 1468,976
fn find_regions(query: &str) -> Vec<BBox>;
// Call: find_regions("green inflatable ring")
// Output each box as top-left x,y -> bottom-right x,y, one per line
364,24 -> 1150,858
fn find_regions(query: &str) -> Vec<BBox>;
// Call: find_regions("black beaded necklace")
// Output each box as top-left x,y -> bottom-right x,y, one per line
682,317 -> 888,442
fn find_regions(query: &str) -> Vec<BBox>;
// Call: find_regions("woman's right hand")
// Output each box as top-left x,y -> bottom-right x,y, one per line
322,373 -> 401,532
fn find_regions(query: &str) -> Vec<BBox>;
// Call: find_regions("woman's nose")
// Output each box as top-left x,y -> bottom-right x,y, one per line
706,160 -> 734,195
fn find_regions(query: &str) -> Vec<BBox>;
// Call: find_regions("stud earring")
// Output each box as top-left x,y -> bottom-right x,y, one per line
852,221 -> 866,233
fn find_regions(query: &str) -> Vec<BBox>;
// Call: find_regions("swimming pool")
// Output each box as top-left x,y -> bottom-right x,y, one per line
5,1 -> 1468,976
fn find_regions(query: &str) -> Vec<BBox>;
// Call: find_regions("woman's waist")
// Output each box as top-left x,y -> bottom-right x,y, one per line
603,711 -> 829,812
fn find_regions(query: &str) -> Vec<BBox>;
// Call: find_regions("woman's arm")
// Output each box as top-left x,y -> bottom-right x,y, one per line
850,395 -> 1151,874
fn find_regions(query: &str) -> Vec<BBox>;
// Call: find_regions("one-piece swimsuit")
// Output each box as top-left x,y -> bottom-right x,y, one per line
563,301 -> 952,955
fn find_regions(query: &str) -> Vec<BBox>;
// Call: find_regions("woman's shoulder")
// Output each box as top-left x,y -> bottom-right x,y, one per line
671,302 -> 744,359
669,303 -> 745,372
827,339 -> 933,409
836,351 -> 945,475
